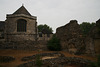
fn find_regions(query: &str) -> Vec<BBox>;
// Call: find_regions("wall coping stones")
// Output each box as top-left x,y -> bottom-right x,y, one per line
21,52 -> 65,61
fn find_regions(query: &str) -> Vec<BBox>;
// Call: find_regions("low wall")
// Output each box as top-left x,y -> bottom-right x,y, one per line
18,57 -> 90,67
0,41 -> 48,51
21,52 -> 65,61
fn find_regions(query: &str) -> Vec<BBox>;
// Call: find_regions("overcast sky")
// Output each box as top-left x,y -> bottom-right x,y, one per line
0,0 -> 100,33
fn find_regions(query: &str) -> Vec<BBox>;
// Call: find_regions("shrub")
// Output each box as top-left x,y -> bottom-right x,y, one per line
35,55 -> 42,67
47,35 -> 61,51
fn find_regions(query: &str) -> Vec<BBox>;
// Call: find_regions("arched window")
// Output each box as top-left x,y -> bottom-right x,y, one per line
17,19 -> 27,32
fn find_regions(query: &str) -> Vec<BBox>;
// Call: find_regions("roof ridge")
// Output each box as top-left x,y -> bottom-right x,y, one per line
13,6 -> 31,16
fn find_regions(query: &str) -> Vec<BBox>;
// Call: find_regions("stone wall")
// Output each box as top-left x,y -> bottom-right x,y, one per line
21,52 -> 65,61
85,19 -> 100,55
5,14 -> 37,41
38,34 -> 53,41
85,36 -> 95,55
6,34 -> 37,41
0,41 -> 48,51
56,19 -> 100,55
94,39 -> 100,54
56,20 -> 85,54
18,56 -> 90,67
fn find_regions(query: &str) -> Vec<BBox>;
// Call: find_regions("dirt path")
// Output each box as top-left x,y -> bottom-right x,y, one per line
0,49 -> 96,67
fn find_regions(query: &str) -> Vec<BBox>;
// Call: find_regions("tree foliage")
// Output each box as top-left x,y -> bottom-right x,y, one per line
96,21 -> 100,34
47,35 -> 61,51
38,24 -> 53,33
80,22 -> 95,35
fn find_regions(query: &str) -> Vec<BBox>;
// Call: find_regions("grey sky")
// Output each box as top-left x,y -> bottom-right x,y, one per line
0,0 -> 100,33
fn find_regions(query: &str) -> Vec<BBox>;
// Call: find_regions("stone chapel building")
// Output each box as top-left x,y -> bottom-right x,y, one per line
0,6 -> 53,41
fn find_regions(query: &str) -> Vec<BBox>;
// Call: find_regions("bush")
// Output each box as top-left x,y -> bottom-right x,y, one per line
47,35 -> 61,51
80,22 -> 95,36
35,55 -> 42,67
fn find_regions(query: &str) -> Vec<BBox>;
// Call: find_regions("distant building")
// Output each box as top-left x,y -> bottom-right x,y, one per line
0,5 -> 53,41
38,29 -> 53,41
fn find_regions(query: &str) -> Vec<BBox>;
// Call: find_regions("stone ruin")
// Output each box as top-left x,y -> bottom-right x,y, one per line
56,20 -> 85,54
0,5 -> 100,56
18,52 -> 90,67
85,19 -> 100,55
0,5 -> 53,51
0,5 -> 53,42
56,19 -> 100,55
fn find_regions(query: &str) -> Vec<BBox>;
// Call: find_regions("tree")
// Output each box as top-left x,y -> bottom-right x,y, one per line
35,55 -> 42,67
96,20 -> 100,34
47,35 -> 61,51
80,22 -> 95,36
38,24 -> 53,33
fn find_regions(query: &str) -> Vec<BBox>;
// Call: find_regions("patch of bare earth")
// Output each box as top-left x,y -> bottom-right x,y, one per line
0,49 -> 97,67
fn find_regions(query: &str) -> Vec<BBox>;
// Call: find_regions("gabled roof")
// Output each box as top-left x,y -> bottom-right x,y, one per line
13,5 -> 31,16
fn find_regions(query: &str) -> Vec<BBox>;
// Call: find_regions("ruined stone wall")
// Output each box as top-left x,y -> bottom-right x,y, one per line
56,19 -> 100,55
38,34 -> 53,41
94,39 -> 100,54
85,19 -> 100,55
85,36 -> 95,55
0,41 -> 48,51
5,14 -> 37,41
6,34 -> 36,41
56,20 -> 85,54
18,56 -> 90,67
